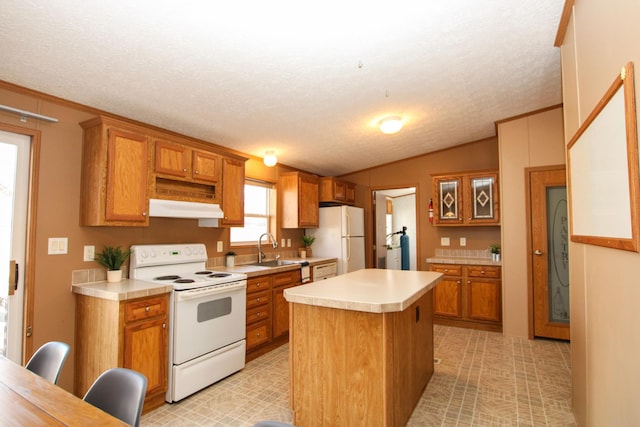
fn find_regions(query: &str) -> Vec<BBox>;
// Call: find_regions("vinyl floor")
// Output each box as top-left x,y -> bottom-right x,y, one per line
141,325 -> 576,426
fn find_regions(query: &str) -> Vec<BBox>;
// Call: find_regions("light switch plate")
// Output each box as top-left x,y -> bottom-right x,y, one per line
460,237 -> 466,247
48,237 -> 68,255
216,241 -> 223,252
83,245 -> 95,262
287,239 -> 291,247
440,237 -> 450,246
281,238 -> 286,248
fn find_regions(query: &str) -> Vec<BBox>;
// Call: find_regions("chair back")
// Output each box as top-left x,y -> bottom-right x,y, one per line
83,367 -> 147,427
25,341 -> 70,384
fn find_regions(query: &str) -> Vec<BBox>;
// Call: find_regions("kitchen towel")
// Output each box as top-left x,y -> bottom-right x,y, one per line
301,262 -> 310,283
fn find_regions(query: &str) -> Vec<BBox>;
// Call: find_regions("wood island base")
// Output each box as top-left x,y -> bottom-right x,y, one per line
289,291 -> 434,427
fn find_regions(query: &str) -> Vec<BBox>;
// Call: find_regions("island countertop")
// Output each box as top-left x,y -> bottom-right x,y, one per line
284,268 -> 442,313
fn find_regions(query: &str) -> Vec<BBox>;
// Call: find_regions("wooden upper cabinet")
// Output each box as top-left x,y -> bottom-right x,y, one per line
433,171 -> 500,226
154,140 -> 189,178
280,171 -> 319,228
154,140 -> 219,184
319,177 -> 356,205
80,117 -> 150,226
220,157 -> 245,226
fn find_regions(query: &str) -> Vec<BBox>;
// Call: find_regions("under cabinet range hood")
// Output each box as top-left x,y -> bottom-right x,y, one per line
148,199 -> 224,223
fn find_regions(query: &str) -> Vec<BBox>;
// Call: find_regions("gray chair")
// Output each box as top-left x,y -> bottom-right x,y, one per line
25,341 -> 70,384
252,422 -> 295,427
83,367 -> 148,427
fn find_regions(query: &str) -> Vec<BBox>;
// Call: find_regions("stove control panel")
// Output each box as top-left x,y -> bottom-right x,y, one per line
130,244 -> 208,268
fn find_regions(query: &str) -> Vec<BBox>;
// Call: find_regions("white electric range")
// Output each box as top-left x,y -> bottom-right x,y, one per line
130,243 -> 247,402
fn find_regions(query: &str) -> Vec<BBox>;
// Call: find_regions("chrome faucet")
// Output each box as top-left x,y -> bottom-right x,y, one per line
257,233 -> 278,263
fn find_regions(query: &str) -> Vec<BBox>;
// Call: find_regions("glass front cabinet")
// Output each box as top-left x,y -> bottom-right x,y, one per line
433,171 -> 500,226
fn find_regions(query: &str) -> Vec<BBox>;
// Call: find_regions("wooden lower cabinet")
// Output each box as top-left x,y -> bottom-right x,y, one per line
75,293 -> 169,413
246,269 -> 301,361
430,263 -> 502,332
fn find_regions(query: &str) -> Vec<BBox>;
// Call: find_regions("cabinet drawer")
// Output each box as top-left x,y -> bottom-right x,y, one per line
273,271 -> 298,287
246,321 -> 270,350
247,277 -> 271,293
125,296 -> 168,323
246,305 -> 270,325
246,290 -> 270,309
430,264 -> 462,276
467,266 -> 501,279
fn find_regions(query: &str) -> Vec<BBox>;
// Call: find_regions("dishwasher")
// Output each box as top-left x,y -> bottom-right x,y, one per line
312,262 -> 337,281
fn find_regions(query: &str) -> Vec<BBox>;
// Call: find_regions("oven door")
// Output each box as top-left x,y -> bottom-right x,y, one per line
173,280 -> 247,365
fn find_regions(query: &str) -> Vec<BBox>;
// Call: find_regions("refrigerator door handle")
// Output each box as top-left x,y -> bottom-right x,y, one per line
346,237 -> 351,261
345,210 -> 351,236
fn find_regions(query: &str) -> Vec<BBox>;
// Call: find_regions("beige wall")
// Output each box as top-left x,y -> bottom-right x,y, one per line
496,107 -> 565,338
0,83 -> 304,392
341,138 -> 501,275
559,0 -> 640,424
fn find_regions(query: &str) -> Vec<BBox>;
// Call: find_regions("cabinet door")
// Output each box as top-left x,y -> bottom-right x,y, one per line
466,172 -> 500,225
155,140 -> 189,178
467,278 -> 501,322
220,157 -> 245,226
433,276 -> 462,317
345,182 -> 356,204
299,174 -> 319,227
192,150 -> 219,183
123,316 -> 168,398
272,285 -> 293,338
105,128 -> 149,222
433,176 -> 463,225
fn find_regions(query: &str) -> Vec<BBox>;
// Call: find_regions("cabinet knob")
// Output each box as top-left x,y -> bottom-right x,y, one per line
142,212 -> 147,216
467,280 -> 471,284
183,168 -> 187,172
256,332 -> 261,337
256,298 -> 261,302
162,323 -> 166,329
457,280 -> 461,284
145,306 -> 150,312
444,269 -> 448,272
256,283 -> 260,287
194,170 -> 199,175
481,270 -> 485,274
256,312 -> 261,317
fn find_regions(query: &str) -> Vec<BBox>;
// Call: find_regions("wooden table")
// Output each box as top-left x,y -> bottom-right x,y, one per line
0,356 -> 127,426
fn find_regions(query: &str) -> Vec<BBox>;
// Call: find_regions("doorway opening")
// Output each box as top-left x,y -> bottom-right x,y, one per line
372,187 -> 417,270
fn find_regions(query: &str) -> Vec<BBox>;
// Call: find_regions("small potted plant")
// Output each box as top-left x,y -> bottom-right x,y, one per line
95,245 -> 131,283
225,251 -> 237,267
301,235 -> 315,258
489,244 -> 501,262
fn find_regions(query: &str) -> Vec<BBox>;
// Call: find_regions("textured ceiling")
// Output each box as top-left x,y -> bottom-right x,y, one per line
0,1 -> 563,176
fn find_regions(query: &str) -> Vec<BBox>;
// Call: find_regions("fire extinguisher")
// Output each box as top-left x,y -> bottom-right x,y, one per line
428,198 -> 434,223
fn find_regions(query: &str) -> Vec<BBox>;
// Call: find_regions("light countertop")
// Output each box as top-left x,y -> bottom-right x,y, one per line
426,256 -> 501,266
71,279 -> 172,301
220,257 -> 337,277
284,268 -> 442,313
72,257 -> 338,300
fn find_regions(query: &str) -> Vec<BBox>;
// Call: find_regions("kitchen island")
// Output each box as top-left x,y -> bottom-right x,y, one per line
284,268 -> 442,427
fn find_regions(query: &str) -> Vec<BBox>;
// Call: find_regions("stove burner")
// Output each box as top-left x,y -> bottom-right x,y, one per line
195,271 -> 213,275
209,273 -> 232,278
155,275 -> 181,281
174,279 -> 196,284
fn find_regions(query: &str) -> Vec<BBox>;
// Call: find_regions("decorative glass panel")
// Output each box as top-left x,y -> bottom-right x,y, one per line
471,177 -> 494,219
547,186 -> 570,324
439,180 -> 459,220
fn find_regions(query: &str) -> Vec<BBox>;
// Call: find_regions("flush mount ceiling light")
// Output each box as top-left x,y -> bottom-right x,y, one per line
378,116 -> 404,134
263,150 -> 278,167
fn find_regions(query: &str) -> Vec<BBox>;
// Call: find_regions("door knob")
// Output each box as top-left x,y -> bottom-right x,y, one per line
534,250 -> 543,256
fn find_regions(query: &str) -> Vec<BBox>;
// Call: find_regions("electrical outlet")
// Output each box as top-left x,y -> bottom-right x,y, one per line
83,245 -> 95,262
281,238 -> 286,248
48,237 -> 68,255
216,241 -> 223,252
287,239 -> 291,247
460,237 -> 466,247
440,237 -> 450,246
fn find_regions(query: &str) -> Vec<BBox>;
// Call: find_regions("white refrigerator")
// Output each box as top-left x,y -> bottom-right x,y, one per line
306,206 -> 365,275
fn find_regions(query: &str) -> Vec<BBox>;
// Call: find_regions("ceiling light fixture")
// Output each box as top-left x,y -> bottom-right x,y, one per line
379,116 -> 404,134
263,150 -> 278,167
